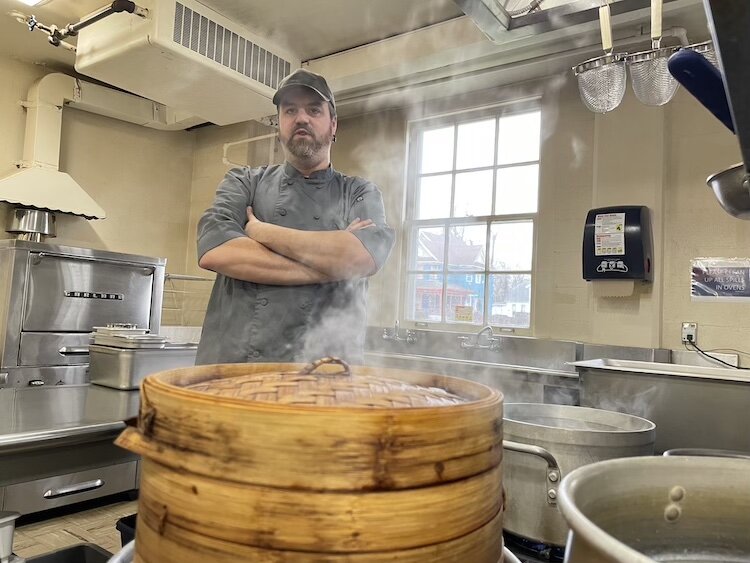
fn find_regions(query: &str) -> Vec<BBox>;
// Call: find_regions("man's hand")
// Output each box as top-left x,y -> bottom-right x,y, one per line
346,217 -> 374,232
245,206 -> 265,239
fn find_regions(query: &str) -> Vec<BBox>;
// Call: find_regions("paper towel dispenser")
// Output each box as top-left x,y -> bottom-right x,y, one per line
583,206 -> 652,282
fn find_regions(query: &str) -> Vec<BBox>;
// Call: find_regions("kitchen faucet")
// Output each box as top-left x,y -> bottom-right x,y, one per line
458,325 -> 501,351
382,320 -> 417,344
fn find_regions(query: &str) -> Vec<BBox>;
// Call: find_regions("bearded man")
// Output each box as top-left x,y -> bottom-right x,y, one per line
196,69 -> 395,364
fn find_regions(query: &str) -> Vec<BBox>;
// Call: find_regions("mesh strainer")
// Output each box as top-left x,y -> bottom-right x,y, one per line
627,0 -> 680,106
574,3 -> 626,113
689,40 -> 719,68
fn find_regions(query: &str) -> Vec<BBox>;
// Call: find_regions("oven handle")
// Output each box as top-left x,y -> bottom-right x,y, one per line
503,439 -> 562,505
43,478 -> 105,499
58,346 -> 90,356
35,251 -> 156,272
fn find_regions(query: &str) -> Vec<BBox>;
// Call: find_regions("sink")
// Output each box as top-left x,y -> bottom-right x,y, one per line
27,543 -> 111,563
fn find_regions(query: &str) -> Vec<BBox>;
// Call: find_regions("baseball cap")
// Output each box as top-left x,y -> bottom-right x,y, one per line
272,68 -> 336,114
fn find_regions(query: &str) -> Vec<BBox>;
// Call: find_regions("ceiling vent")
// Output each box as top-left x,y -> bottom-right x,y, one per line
74,0 -> 300,126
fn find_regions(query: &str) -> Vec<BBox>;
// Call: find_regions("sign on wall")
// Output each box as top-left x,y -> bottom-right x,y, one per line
691,258 -> 750,300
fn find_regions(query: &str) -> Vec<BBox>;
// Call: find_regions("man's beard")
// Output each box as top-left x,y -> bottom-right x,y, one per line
282,126 -> 334,160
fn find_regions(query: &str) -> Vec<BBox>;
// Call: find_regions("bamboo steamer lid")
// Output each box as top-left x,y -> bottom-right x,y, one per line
118,357 -> 504,491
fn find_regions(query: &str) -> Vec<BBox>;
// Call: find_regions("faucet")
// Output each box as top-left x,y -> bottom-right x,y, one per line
458,325 -> 501,351
382,320 -> 417,344
0,511 -> 24,563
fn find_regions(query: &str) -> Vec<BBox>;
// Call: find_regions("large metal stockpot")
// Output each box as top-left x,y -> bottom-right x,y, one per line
557,456 -> 750,562
502,403 -> 656,546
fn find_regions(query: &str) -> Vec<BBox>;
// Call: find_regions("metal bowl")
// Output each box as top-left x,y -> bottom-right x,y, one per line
707,162 -> 750,219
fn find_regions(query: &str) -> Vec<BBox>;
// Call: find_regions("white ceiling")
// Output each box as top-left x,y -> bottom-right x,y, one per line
0,0 -> 464,69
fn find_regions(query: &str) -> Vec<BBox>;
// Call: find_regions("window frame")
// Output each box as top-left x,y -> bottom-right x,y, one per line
400,99 -> 541,334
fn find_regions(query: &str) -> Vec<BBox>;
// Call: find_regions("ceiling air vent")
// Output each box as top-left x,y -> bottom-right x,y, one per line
173,2 -> 291,91
75,0 -> 299,126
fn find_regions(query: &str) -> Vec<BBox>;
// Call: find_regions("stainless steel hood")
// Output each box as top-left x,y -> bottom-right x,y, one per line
455,0 -> 695,42
0,168 -> 105,220
0,73 -> 106,220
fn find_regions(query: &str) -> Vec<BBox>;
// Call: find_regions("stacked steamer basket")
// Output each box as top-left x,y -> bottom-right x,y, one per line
116,357 -> 505,562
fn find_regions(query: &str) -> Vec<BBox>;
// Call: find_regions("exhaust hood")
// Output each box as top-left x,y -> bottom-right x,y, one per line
455,0 -> 691,43
0,73 -> 106,220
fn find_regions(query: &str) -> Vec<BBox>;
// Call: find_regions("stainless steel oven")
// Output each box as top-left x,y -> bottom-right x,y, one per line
0,240 -> 165,387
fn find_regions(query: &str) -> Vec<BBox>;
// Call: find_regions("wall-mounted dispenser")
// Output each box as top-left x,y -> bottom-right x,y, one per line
582,206 -> 653,297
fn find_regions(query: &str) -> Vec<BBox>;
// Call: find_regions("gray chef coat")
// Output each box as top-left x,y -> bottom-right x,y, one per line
196,162 -> 395,365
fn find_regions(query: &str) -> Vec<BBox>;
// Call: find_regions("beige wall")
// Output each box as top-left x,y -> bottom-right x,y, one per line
0,57 -> 194,325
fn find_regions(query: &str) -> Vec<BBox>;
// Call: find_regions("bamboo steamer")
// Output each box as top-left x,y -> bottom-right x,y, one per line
117,357 -> 504,562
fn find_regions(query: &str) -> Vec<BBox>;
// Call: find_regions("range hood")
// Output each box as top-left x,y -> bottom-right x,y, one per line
0,73 -> 106,220
455,0 -> 694,42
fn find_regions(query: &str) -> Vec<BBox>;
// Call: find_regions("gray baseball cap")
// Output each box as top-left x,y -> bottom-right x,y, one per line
272,68 -> 336,113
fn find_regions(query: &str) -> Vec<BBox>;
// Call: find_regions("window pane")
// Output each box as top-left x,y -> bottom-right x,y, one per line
495,164 -> 539,215
456,119 -> 495,170
497,111 -> 541,165
410,227 -> 445,271
454,170 -> 493,217
417,174 -> 451,219
489,274 -> 531,328
490,221 -> 533,270
406,273 -> 443,322
448,224 -> 486,271
421,126 -> 454,174
446,274 -> 485,325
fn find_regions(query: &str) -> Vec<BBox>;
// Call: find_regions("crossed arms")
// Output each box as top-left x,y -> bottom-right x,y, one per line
199,207 -> 377,285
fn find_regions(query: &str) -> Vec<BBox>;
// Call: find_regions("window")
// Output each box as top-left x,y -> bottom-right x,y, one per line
403,103 -> 541,330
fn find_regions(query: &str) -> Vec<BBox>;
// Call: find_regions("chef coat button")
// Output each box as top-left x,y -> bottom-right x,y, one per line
259,298 -> 269,306
279,208 -> 287,216
300,302 -> 309,310
314,215 -> 320,220
252,350 -> 261,358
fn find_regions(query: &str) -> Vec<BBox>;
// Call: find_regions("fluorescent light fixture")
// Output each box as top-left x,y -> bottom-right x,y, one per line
17,0 -> 45,6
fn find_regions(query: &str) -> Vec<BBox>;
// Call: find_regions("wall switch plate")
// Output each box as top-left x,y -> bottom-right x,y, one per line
681,322 -> 698,344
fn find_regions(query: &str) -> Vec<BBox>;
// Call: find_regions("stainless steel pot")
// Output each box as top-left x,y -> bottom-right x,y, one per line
502,403 -> 656,546
558,456 -> 750,562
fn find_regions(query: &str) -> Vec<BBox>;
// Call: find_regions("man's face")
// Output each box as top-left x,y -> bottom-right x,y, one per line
277,86 -> 337,161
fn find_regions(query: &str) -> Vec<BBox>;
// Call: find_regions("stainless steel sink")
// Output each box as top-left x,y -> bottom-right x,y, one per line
571,358 -> 750,453
27,543 -> 111,563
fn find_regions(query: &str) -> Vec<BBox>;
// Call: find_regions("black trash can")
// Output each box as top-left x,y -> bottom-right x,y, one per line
116,514 -> 137,547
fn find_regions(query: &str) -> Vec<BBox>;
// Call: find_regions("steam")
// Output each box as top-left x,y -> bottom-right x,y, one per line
582,380 -> 662,422
296,282 -> 368,364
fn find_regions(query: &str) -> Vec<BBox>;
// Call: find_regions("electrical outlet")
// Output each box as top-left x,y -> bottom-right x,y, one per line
681,322 -> 698,344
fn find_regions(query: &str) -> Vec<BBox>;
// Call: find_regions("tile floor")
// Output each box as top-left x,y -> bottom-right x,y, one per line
13,500 -> 137,559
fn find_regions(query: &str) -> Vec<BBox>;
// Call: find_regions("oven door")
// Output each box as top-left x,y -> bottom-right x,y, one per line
22,252 -> 154,332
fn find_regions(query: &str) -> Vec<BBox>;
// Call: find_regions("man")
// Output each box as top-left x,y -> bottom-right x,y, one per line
196,68 -> 395,365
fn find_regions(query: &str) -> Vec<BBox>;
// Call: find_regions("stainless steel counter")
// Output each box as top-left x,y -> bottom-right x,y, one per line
0,385 -> 139,452
0,385 -> 140,515
364,352 -> 580,405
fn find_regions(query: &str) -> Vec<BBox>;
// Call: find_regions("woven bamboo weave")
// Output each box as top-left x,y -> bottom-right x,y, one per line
185,371 -> 468,407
